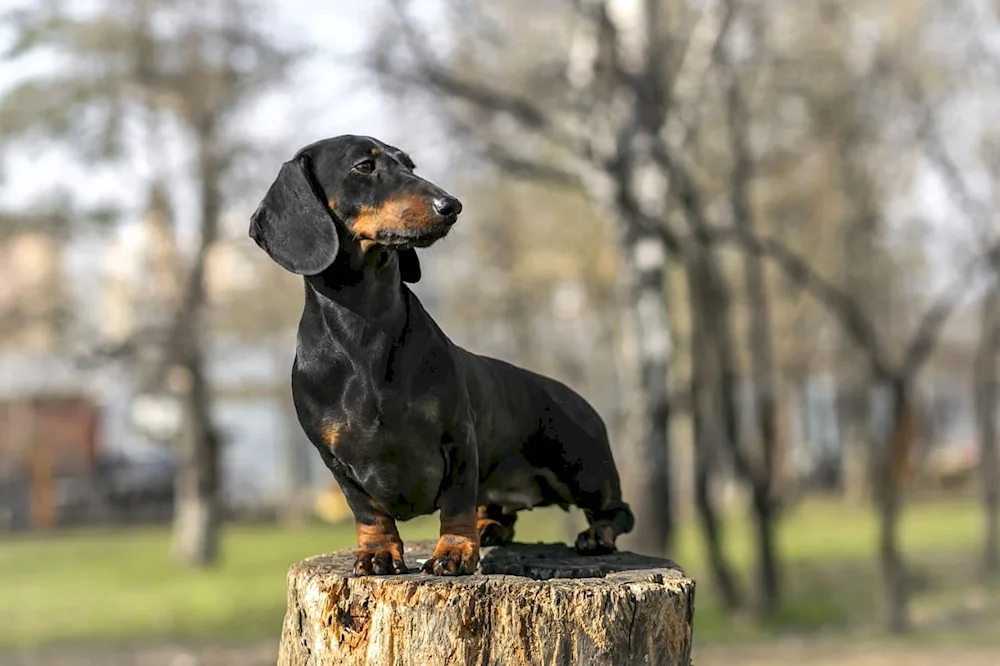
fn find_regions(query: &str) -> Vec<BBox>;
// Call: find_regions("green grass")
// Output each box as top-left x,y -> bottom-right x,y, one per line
674,496 -> 989,642
0,498 -> 990,649
0,508 -> 570,648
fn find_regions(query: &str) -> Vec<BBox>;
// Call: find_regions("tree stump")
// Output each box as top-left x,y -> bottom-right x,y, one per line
278,540 -> 695,666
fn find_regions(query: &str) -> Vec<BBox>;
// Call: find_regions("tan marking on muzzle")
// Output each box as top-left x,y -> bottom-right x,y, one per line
352,193 -> 440,243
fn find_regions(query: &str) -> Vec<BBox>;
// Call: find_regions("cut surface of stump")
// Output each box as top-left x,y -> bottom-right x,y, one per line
278,540 -> 694,666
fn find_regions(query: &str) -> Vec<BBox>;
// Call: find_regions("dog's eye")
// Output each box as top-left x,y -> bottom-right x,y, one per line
353,159 -> 376,175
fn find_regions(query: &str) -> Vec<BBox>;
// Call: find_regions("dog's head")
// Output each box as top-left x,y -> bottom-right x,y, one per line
249,135 -> 462,283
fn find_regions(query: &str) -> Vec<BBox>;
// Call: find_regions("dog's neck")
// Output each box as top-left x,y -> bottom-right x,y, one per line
303,244 -> 408,334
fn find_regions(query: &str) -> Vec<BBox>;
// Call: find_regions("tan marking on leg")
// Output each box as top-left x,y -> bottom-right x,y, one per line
355,514 -> 402,550
422,510 -> 480,575
440,510 -> 479,541
354,514 -> 406,575
320,422 -> 343,450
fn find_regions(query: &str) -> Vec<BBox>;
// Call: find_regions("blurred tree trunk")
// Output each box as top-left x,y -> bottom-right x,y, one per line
871,377 -> 911,633
172,341 -> 220,566
839,265 -> 876,508
662,143 -> 748,601
689,258 -> 742,610
602,0 -> 676,555
748,467 -> 779,615
620,227 -> 673,553
977,283 -> 1000,576
0,0 -> 294,564
841,389 -> 872,504
172,122 -> 224,567
718,3 -> 781,612
837,178 -> 883,506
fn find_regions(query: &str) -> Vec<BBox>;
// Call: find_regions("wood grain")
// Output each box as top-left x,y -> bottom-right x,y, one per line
278,541 -> 694,666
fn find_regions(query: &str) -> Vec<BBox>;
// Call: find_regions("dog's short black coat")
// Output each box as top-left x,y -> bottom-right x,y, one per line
250,135 -> 634,576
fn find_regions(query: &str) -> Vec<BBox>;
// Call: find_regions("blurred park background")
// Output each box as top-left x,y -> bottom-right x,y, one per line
1,0 -> 999,664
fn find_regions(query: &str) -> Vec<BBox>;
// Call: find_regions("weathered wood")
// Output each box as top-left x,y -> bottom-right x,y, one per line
278,541 -> 695,666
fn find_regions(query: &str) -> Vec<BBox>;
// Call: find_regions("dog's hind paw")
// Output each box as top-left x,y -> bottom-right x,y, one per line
421,535 -> 479,575
477,519 -> 514,547
575,521 -> 617,555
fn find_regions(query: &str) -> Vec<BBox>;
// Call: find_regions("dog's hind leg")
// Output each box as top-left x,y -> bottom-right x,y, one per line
535,403 -> 635,555
568,463 -> 635,556
477,504 -> 517,546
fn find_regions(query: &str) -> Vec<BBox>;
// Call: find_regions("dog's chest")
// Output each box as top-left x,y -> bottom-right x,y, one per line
300,388 -> 447,517
313,393 -> 442,451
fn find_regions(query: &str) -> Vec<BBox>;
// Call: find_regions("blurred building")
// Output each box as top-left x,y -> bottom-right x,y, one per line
0,203 -> 330,532
0,232 -> 65,350
0,228 -> 96,530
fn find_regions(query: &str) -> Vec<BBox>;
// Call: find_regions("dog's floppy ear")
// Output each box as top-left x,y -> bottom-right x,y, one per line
249,157 -> 339,275
397,248 -> 421,283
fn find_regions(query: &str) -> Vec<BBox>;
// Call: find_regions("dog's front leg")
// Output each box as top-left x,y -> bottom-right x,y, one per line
335,473 -> 408,575
422,429 -> 480,576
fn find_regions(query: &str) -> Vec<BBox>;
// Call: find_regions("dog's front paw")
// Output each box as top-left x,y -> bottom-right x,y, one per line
575,521 -> 617,555
421,535 -> 479,575
354,542 -> 408,576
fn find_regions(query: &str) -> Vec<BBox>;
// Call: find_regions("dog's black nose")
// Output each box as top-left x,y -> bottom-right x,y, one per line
433,196 -> 462,220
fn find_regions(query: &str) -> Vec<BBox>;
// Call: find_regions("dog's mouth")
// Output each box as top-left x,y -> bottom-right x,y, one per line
356,224 -> 453,250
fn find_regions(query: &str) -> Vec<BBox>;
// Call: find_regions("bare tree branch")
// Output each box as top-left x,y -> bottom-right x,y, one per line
902,242 -> 1000,373
448,113 -> 583,187
385,0 -> 551,130
898,60 -> 1000,373
906,78 -> 991,231
690,224 -> 891,376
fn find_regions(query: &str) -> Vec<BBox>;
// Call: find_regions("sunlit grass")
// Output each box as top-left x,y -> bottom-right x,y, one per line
0,497 -> 989,649
675,496 -> 986,642
0,508 -> 571,648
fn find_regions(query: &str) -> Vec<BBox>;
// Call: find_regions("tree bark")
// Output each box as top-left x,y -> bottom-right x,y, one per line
690,273 -> 743,610
171,125 -> 224,567
719,17 -> 782,613
842,412 -> 871,504
976,283 -> 1000,576
601,220 -> 674,557
278,541 -> 695,666
604,0 -> 675,555
696,240 -> 779,616
749,483 -> 778,613
171,349 -> 220,566
872,378 -> 911,633
619,227 -> 674,554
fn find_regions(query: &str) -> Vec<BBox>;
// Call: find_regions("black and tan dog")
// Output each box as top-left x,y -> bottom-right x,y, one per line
250,135 -> 633,576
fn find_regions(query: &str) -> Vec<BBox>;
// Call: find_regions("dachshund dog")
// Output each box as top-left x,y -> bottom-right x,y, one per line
250,135 -> 634,576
